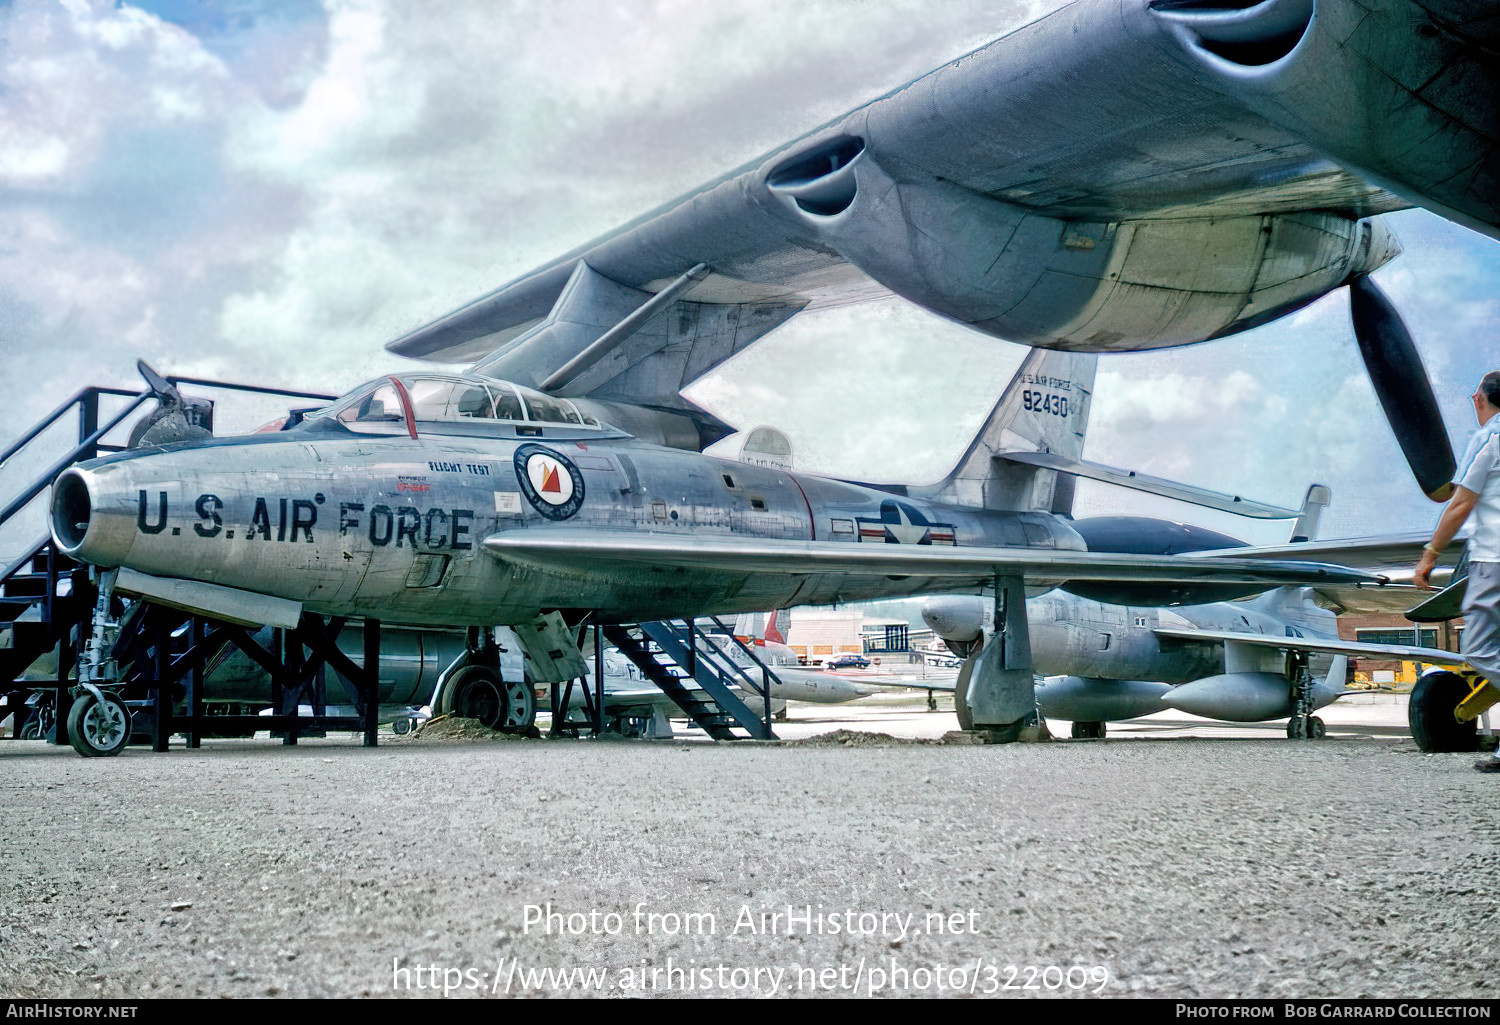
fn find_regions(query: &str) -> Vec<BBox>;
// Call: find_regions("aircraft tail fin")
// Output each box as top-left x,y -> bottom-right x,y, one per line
1288,485 -> 1331,543
1313,655 -> 1351,706
732,609 -> 790,646
912,348 -> 1096,513
764,609 -> 790,646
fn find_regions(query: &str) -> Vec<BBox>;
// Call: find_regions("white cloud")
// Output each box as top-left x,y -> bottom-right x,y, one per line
0,135 -> 70,183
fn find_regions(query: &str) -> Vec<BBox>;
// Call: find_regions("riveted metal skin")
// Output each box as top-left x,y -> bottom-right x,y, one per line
50,424 -> 1085,628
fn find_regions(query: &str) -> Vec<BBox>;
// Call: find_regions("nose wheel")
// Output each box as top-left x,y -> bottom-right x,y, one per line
67,689 -> 131,757
1286,715 -> 1326,740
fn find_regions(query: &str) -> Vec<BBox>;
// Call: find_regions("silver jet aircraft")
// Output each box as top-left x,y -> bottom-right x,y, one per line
47,348 -> 1376,745
384,0 -> 1496,502
920,490 -> 1459,738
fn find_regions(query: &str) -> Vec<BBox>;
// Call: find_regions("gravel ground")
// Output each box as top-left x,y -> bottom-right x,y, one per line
1,719 -> 1498,1000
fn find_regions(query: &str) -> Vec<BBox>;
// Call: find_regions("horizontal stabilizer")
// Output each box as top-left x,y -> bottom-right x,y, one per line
484,529 -> 1379,589
998,451 -> 1300,519
1153,626 -> 1458,664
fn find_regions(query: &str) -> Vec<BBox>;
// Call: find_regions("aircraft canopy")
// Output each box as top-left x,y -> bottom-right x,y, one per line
315,374 -> 604,436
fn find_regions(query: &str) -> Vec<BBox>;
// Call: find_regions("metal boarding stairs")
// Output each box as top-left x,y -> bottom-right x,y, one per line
0,376 -> 346,748
602,620 -> 779,740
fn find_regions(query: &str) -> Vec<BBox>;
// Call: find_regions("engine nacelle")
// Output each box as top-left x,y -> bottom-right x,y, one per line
768,140 -> 1398,352
1036,676 -> 1172,723
1155,0 -> 1499,241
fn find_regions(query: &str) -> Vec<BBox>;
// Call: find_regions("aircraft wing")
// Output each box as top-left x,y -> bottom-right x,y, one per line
857,678 -> 959,694
484,530 -> 1382,590
1212,532 -> 1449,574
1193,532 -> 1469,616
387,0 -> 1494,384
1153,627 -> 1459,665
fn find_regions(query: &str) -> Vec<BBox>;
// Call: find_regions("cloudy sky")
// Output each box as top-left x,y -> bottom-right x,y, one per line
2,0 -> 1497,557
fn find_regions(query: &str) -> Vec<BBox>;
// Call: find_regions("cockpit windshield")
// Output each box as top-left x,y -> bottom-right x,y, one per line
317,375 -> 602,435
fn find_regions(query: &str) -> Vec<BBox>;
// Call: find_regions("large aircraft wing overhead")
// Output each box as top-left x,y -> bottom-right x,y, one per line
387,0 -> 1495,380
1153,627 -> 1459,665
483,530 -> 1381,590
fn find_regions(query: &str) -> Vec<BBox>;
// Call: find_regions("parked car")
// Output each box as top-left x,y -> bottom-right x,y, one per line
826,654 -> 871,669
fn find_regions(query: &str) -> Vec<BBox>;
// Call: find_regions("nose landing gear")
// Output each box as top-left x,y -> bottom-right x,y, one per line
66,686 -> 131,757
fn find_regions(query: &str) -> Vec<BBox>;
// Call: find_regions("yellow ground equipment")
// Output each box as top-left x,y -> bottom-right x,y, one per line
1455,673 -> 1500,724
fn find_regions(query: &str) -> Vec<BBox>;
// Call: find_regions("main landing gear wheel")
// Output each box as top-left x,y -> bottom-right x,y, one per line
1285,715 -> 1327,740
1409,670 -> 1480,753
1071,721 -> 1106,740
67,690 -> 130,758
450,666 -> 537,734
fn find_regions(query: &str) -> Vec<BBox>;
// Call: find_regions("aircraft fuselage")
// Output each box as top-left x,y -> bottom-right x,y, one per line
52,425 -> 1079,627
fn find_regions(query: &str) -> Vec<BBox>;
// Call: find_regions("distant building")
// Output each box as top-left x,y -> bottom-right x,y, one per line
786,608 -> 865,663
1337,611 -> 1463,685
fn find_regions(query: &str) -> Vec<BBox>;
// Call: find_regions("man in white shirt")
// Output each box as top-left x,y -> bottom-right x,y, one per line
1415,371 -> 1500,772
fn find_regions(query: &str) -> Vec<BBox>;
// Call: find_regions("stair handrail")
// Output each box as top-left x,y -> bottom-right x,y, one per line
1,375 -> 339,538
702,616 -> 784,694
667,618 -> 761,694
637,620 -> 775,739
703,616 -> 780,730
0,386 -> 141,468
1,535 -> 53,586
698,625 -> 764,693
164,375 -> 337,403
0,389 -> 154,531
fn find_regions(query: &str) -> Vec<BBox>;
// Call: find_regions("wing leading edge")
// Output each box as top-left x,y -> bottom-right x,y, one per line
483,530 -> 1381,590
1153,627 -> 1458,665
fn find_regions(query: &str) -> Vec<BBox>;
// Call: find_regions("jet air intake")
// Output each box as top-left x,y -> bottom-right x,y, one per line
52,469 -> 92,552
51,466 -> 158,574
50,467 -> 136,569
767,136 -> 865,217
767,138 -> 1402,356
1150,0 -> 1314,70
1154,0 -> 1500,241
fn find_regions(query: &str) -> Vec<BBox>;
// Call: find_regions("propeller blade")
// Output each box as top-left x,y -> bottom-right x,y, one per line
1348,275 -> 1456,502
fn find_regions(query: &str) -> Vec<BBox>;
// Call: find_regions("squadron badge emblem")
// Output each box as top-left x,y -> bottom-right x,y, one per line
514,445 -> 585,521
